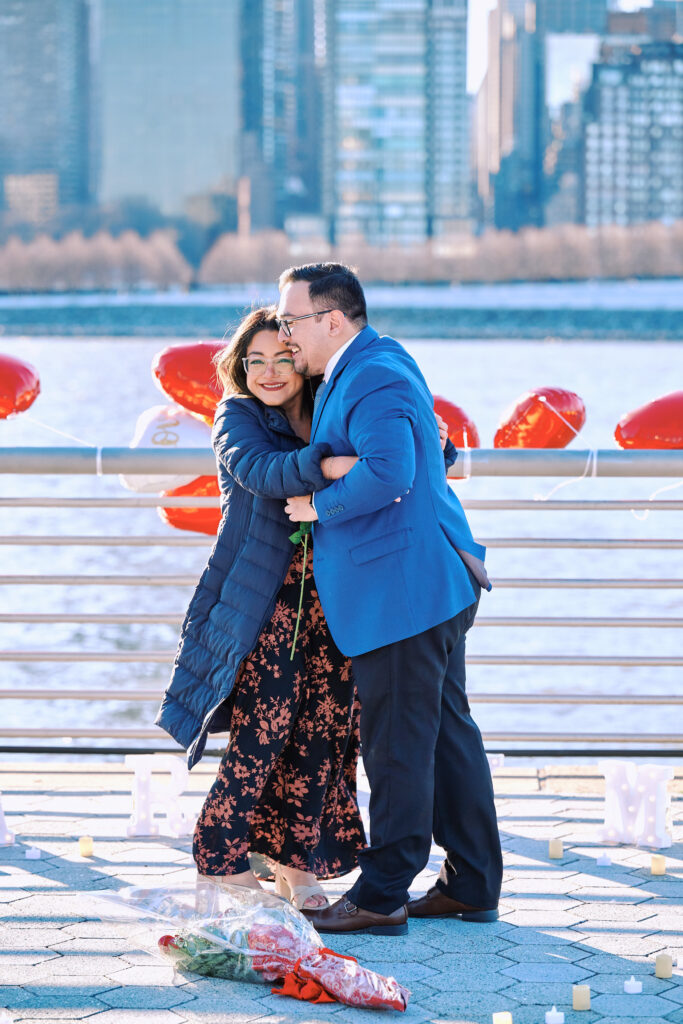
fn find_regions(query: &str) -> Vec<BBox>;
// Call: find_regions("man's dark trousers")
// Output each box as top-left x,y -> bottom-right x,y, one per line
347,585 -> 503,915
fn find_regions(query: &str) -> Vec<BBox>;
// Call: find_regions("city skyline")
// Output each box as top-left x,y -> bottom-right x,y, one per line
0,0 -> 681,256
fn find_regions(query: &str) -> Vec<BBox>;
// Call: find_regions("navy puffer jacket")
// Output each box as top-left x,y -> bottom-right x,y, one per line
155,394 -> 332,769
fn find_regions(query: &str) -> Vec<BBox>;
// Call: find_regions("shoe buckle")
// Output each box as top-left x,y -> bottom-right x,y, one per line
343,898 -> 357,915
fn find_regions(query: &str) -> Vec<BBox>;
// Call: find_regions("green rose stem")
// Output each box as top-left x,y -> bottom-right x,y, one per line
289,521 -> 312,660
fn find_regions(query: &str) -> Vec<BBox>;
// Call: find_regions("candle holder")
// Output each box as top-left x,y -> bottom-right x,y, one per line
650,854 -> 666,875
78,836 -> 94,857
655,954 -> 673,979
548,838 -> 564,859
545,1006 -> 564,1024
572,985 -> 591,1010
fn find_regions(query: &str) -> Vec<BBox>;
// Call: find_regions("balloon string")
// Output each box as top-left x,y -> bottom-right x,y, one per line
23,414 -> 94,448
631,478 -> 683,522
22,414 -> 104,475
534,450 -> 598,501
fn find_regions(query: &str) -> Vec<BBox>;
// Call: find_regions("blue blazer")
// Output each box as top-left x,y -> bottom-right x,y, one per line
311,325 -> 486,658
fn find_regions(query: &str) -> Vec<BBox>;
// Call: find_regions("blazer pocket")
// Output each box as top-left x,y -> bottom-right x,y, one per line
350,528 -> 414,566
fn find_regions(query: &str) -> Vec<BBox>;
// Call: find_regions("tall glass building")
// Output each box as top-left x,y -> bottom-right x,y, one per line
322,0 -> 469,246
583,41 -> 683,226
240,0 -> 323,231
0,0 -> 91,219
93,0 -> 240,216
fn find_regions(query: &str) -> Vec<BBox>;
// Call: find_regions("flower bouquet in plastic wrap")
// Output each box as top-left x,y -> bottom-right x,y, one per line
96,879 -> 410,1011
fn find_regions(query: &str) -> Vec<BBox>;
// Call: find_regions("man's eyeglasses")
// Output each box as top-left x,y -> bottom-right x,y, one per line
242,355 -> 296,376
275,309 -> 337,338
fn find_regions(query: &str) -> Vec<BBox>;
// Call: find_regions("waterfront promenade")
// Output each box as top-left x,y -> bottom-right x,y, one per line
1,760 -> 681,1024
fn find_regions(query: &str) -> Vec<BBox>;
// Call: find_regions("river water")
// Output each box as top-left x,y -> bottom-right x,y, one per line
0,324 -> 681,756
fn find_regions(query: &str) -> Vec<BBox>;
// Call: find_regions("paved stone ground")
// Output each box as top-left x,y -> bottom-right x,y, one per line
0,761 -> 681,1024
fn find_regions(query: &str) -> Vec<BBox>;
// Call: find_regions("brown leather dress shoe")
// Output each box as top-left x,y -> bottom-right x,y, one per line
303,895 -> 409,935
408,886 -> 498,921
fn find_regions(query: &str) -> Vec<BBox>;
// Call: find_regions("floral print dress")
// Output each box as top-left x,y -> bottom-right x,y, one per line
193,540 -> 366,879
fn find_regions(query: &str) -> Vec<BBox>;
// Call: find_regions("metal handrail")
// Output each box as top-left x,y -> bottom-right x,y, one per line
1,446 -> 683,477
1,497 -> 683,510
0,726 -> 678,745
1,449 -> 681,756
2,574 -> 681,587
1,534 -> 681,549
2,688 -> 682,705
1,651 -> 681,666
0,613 -> 679,627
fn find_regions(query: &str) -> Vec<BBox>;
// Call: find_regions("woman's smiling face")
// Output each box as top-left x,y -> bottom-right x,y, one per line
244,329 -> 305,408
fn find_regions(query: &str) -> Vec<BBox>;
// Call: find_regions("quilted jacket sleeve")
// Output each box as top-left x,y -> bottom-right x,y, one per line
212,397 -> 332,499
444,438 -> 457,469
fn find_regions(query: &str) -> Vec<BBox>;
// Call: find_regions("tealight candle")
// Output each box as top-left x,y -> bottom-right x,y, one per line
596,853 -> 612,866
572,985 -> 591,1010
545,1006 -> 564,1024
651,854 -> 666,875
548,839 -> 564,859
25,846 -> 41,860
655,954 -> 673,979
78,835 -> 94,857
492,1014 -> 513,1024
624,976 -> 642,994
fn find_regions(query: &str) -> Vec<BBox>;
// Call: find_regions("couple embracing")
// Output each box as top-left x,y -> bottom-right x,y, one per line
157,262 -> 503,936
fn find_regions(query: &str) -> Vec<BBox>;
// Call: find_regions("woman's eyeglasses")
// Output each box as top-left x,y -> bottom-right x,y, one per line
242,356 -> 296,376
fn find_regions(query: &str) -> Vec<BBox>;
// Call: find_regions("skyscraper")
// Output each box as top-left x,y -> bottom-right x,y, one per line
240,0 -> 323,232
322,0 -> 470,246
582,41 -> 683,226
94,0 -> 240,217
0,0 -> 91,221
474,0 -> 611,230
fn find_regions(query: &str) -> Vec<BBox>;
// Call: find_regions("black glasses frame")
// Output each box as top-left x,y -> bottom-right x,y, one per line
275,309 -> 337,337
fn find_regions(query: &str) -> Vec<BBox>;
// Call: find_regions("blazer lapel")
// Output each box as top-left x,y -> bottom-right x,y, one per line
311,326 -> 379,440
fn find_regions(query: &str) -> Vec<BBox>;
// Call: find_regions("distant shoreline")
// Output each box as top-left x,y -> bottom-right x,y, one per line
0,280 -> 681,340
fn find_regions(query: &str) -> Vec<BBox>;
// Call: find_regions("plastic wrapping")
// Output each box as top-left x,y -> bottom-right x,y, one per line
95,879 -> 409,1010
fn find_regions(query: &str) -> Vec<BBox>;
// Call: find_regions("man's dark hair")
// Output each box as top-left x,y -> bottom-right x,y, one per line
278,262 -> 367,328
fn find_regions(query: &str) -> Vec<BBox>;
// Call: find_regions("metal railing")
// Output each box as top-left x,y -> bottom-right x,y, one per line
1,447 -> 682,757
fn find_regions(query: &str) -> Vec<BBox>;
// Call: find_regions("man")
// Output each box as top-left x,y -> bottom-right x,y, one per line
280,263 -> 502,936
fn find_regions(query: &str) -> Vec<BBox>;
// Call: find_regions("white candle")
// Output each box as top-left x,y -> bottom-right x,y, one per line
655,954 -> 673,979
492,1014 -> 513,1024
624,976 -> 642,994
596,853 -> 612,866
548,839 -> 564,859
78,836 -> 94,857
572,985 -> 591,1010
545,1006 -> 564,1024
25,846 -> 41,859
651,854 -> 666,875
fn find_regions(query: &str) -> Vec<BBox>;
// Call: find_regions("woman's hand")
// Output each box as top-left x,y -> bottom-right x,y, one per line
321,455 -> 359,480
435,412 -> 449,451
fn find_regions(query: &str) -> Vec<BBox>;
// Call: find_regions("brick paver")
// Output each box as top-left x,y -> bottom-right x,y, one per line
0,762 -> 681,1024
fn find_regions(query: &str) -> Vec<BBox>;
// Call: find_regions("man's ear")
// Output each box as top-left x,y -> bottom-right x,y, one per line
328,309 -> 346,334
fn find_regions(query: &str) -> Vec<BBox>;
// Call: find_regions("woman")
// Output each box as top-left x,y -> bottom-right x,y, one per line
156,307 -> 365,910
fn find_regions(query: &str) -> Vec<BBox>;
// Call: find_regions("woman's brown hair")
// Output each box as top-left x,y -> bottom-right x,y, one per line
214,306 -> 317,414
214,306 -> 279,396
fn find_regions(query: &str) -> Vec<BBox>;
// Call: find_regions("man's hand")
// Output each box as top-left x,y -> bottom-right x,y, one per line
435,412 -> 449,451
285,495 -> 318,522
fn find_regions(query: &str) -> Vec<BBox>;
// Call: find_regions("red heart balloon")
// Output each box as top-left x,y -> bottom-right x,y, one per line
159,475 -> 221,535
152,342 -> 224,421
0,353 -> 40,419
615,391 -> 683,449
495,387 -> 586,448
433,396 -> 480,448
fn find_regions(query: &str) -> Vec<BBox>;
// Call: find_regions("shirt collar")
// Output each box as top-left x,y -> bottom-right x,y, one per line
323,331 -> 361,383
